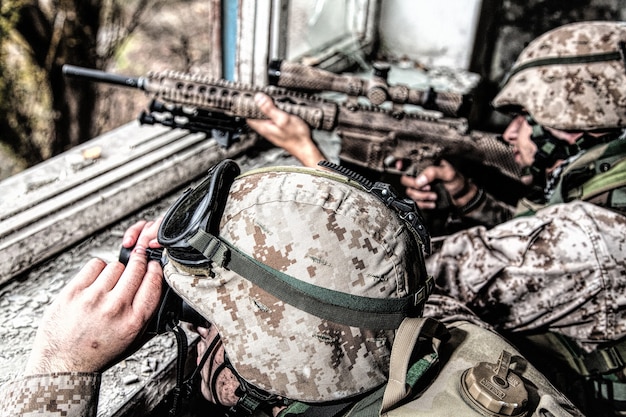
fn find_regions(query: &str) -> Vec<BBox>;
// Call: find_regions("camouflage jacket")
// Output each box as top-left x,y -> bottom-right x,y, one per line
425,200 -> 626,353
0,315 -> 581,417
0,372 -> 100,416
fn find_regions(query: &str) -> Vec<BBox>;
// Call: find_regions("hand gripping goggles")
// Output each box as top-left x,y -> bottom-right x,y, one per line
156,158 -> 433,331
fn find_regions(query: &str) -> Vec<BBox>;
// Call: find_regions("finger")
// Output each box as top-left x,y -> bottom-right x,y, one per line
131,260 -> 163,323
254,93 -> 275,116
254,93 -> 290,126
113,245 -> 149,298
412,166 -> 439,188
135,221 -> 155,249
400,174 -> 429,188
436,160 -> 459,182
148,217 -> 163,248
122,220 -> 147,248
405,188 -> 438,209
63,258 -> 108,294
83,261 -> 125,296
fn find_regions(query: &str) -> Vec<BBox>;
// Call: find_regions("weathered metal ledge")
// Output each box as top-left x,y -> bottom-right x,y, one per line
0,122 -> 257,284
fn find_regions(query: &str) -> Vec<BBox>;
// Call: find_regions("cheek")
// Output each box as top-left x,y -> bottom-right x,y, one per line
518,125 -> 536,152
200,379 -> 213,402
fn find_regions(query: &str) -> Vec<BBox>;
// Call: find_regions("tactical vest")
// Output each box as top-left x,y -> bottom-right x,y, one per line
278,318 -> 580,417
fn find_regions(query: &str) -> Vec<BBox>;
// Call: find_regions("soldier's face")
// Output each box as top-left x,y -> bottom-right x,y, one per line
502,115 -> 537,169
503,115 -> 589,174
194,324 -> 240,407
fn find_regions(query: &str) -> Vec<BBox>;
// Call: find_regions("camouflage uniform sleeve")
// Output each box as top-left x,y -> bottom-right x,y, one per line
460,189 -> 515,228
434,190 -> 515,235
425,200 -> 626,352
0,372 -> 101,417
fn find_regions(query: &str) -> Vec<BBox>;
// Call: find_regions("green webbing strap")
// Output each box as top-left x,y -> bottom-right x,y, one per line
525,332 -> 626,377
500,51 -> 623,88
187,228 -> 430,329
580,341 -> 626,376
280,400 -> 357,417
593,378 -> 626,403
188,228 -> 230,266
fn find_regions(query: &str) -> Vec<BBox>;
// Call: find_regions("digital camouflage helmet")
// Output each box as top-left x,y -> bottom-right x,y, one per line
493,20 -> 626,131
157,160 -> 432,407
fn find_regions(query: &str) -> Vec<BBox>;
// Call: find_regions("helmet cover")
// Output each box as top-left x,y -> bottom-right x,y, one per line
493,21 -> 626,131
162,166 -> 427,402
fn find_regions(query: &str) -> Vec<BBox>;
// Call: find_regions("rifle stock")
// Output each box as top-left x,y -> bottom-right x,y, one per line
62,63 -> 522,199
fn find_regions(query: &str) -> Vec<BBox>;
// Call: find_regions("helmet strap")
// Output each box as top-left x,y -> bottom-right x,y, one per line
223,355 -> 289,416
524,115 -> 616,202
166,323 -> 222,417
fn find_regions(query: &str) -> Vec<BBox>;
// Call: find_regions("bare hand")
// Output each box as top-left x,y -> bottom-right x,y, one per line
247,93 -> 325,168
122,218 -> 162,249
400,160 -> 477,210
25,225 -> 163,375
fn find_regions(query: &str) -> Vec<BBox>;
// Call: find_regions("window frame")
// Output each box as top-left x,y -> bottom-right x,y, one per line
233,0 -> 379,84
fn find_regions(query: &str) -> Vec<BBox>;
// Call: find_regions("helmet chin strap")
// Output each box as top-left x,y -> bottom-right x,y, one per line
524,115 -> 616,202
170,323 -> 287,417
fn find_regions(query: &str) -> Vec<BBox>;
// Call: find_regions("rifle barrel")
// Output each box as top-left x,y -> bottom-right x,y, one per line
62,65 -> 144,90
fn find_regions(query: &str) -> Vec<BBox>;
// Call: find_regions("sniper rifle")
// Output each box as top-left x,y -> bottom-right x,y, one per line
62,63 -> 525,217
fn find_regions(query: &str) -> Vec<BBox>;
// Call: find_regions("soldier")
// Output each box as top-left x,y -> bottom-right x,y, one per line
0,160 -> 582,416
249,21 -> 626,416
422,20 -> 626,416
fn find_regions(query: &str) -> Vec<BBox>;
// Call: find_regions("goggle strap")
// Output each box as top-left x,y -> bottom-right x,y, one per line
185,229 -> 429,329
188,229 -> 230,267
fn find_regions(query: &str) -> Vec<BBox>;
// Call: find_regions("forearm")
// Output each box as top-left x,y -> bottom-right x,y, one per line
426,201 -> 626,350
0,372 -> 101,417
286,133 -> 326,168
460,188 -> 515,228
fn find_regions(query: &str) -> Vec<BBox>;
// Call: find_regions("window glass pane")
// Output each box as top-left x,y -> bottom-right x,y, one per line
286,0 -> 365,60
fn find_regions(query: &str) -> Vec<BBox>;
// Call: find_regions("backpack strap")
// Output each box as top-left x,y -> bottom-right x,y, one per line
380,317 -> 450,414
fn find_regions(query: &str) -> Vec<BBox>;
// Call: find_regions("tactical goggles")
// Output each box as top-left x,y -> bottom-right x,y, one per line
156,159 -> 433,330
158,158 -> 241,267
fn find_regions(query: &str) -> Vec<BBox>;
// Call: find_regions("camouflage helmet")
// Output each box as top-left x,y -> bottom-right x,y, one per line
160,162 -> 430,403
492,21 -> 626,131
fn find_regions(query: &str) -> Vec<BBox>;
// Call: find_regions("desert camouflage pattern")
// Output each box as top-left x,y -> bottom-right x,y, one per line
163,167 -> 427,403
492,21 -> 626,131
0,372 -> 100,416
425,200 -> 626,353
